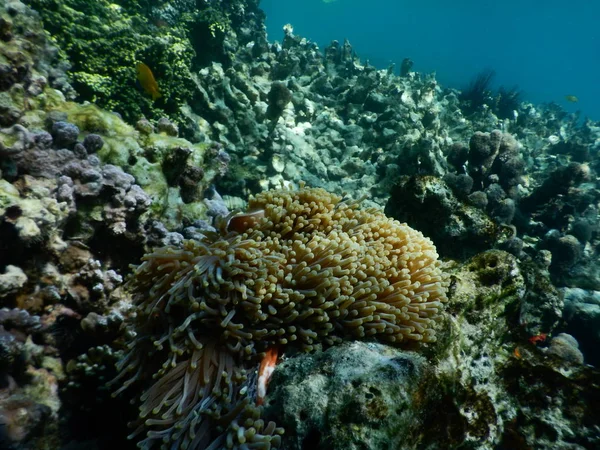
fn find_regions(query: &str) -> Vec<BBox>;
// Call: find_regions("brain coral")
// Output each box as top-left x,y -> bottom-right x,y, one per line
113,186 -> 448,449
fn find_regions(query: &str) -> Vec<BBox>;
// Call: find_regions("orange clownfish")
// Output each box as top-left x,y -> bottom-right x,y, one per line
257,347 -> 279,406
136,62 -> 161,101
226,209 -> 265,234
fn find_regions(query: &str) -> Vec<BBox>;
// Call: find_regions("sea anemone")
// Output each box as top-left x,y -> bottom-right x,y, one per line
113,185 -> 448,449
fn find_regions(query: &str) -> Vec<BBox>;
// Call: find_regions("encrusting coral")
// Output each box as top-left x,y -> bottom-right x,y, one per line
113,185 -> 448,449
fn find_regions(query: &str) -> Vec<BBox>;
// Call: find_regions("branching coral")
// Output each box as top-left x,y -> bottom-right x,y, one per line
114,186 -> 448,449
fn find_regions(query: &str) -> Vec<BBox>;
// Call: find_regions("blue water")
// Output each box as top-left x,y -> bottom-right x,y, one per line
261,0 -> 600,122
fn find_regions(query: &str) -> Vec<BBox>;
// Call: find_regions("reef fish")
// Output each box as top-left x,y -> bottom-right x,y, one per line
565,95 -> 578,103
226,209 -> 265,233
136,62 -> 161,101
257,346 -> 279,406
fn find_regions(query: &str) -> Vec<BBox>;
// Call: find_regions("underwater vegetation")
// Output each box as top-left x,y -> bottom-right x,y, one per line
22,0 -> 196,125
459,68 -> 496,115
492,85 -> 523,120
21,0 -> 263,131
459,68 -> 523,119
113,185 -> 448,449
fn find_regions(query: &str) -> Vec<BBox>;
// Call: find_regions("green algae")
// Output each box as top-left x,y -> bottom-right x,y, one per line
22,0 -> 252,138
4,84 -> 210,228
24,0 -> 196,126
0,180 -> 20,209
61,101 -> 209,225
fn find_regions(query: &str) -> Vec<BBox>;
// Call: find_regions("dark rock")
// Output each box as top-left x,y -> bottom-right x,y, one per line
265,342 -> 431,450
82,134 -> 104,153
157,117 -> 178,137
44,111 -> 67,130
266,81 -> 292,122
73,143 -> 87,158
51,121 -> 79,148
386,175 -> 497,258
562,288 -> 600,366
33,131 -> 52,149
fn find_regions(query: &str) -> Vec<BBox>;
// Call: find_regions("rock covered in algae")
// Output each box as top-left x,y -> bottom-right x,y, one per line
114,185 -> 448,449
264,341 -> 432,450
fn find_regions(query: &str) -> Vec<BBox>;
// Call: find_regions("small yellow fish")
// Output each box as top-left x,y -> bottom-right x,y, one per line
136,62 -> 161,101
565,95 -> 578,103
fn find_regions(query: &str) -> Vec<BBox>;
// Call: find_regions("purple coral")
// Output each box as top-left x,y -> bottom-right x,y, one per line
51,121 -> 80,148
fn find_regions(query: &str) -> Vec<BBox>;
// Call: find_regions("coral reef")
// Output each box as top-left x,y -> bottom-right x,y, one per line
562,288 -> 600,366
23,0 -> 266,130
2,0 -> 600,448
545,333 -> 584,364
0,0 -> 73,103
430,250 -> 600,449
197,29 -> 463,200
385,175 -> 499,259
22,0 -> 196,125
0,307 -> 63,449
257,249 -> 599,450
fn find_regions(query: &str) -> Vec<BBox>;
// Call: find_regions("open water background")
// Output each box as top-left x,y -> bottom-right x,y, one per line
261,0 -> 600,121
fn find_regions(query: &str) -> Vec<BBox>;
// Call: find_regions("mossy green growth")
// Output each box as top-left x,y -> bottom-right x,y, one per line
65,102 -> 136,135
7,88 -> 210,228
59,100 -> 208,227
0,180 -> 21,210
21,88 -> 68,129
153,186 -> 207,225
1,85 -> 25,112
134,132 -> 210,221
23,0 -> 197,127
0,86 -> 25,128
64,102 -> 142,167
457,250 -> 525,314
